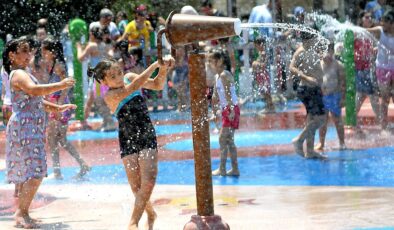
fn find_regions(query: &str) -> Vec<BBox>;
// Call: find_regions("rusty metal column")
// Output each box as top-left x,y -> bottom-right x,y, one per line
188,53 -> 214,216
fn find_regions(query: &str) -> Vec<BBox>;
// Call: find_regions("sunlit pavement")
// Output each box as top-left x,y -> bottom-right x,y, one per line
1,100 -> 394,229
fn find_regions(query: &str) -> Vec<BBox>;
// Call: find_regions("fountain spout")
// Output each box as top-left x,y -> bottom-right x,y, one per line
157,11 -> 241,64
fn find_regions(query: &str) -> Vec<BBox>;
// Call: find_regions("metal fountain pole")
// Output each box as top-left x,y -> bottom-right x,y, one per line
157,12 -> 241,229
184,50 -> 230,229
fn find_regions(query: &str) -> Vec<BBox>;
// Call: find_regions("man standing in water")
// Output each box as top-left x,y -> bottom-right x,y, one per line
290,31 -> 327,159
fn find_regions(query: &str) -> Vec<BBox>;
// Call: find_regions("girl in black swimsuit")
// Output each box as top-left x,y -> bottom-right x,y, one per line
89,57 -> 174,230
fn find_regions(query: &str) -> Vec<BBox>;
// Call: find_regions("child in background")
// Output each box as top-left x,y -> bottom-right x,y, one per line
42,38 -> 91,180
172,47 -> 190,112
89,57 -> 173,230
116,11 -> 129,35
1,66 -> 12,126
77,25 -> 115,131
354,11 -> 381,123
252,37 -> 275,113
210,49 -> 240,177
366,10 -> 394,132
3,37 -> 75,229
290,32 -> 327,159
115,40 -> 137,74
315,43 -> 346,151
1,66 -> 20,197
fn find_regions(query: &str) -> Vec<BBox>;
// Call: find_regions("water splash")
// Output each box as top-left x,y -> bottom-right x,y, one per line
241,22 -> 330,51
308,13 -> 372,40
308,12 -> 391,54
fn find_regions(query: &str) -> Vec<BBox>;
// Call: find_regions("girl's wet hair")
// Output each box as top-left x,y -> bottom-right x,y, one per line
41,37 -> 66,75
209,48 -> 231,72
42,38 -> 64,59
87,58 -> 117,83
2,36 -> 30,74
22,35 -> 40,50
90,26 -> 103,41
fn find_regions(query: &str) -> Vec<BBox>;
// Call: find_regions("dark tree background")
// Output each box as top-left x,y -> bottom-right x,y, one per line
0,0 -> 200,41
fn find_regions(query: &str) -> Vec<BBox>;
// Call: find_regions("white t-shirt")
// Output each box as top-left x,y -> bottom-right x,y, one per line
89,21 -> 120,40
215,72 -> 238,109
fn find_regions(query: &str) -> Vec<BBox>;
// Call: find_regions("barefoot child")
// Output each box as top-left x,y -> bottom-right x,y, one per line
316,43 -> 346,151
3,37 -> 75,229
210,49 -> 241,176
89,57 -> 173,230
290,32 -> 327,159
41,38 -> 91,179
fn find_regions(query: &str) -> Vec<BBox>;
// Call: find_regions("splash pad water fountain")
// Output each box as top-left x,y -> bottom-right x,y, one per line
155,11 -> 337,229
2,8 -> 394,230
157,11 -> 241,230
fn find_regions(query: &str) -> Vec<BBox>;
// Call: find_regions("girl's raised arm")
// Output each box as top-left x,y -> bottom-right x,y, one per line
105,61 -> 160,108
366,26 -> 382,40
141,58 -> 174,90
77,43 -> 93,62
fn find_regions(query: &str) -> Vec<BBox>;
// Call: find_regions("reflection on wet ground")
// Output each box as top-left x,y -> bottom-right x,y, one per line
1,101 -> 394,229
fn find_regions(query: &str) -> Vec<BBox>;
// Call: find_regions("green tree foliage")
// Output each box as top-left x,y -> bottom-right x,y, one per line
111,0 -> 200,20
0,0 -> 109,39
0,0 -> 200,40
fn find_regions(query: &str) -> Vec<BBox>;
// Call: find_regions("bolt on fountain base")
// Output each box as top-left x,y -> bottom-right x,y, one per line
184,215 -> 230,230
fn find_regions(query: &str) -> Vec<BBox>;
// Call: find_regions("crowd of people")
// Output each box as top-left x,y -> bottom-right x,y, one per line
0,0 -> 393,229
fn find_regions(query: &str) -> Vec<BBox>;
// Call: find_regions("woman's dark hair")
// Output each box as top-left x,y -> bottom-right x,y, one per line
90,26 -> 103,41
101,26 -> 111,44
201,0 -> 212,8
358,10 -> 371,26
24,36 -> 40,50
130,48 -> 144,66
88,58 -> 117,83
41,37 -> 66,75
254,37 -> 266,46
116,40 -> 131,62
382,10 -> 394,24
210,48 -> 231,72
2,36 -> 30,74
